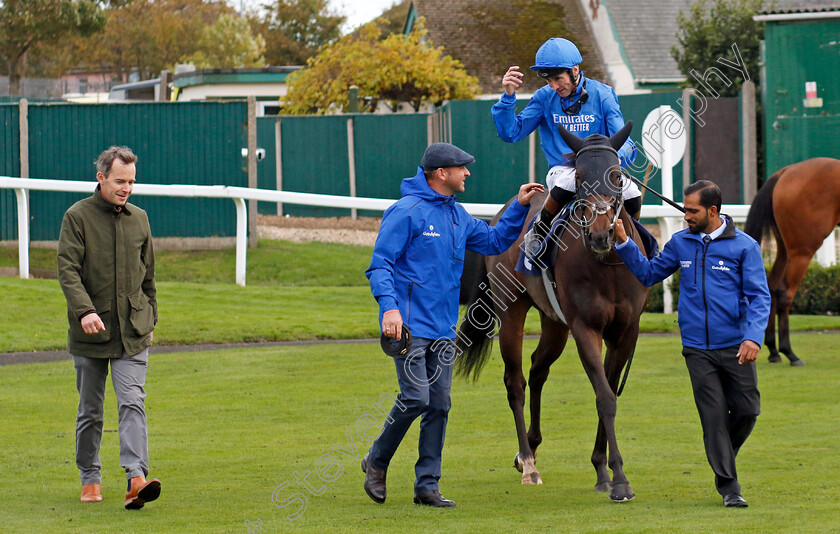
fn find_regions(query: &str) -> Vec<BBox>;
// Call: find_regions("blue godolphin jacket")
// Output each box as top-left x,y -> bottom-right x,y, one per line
366,168 -> 529,340
615,216 -> 771,350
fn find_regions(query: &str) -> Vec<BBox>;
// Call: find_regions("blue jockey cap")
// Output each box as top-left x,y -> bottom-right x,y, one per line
531,38 -> 583,71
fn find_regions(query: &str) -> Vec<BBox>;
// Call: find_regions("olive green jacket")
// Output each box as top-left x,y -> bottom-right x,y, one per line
57,188 -> 157,358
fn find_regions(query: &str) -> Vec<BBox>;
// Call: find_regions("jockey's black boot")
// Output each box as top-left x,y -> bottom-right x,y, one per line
523,187 -> 576,266
624,196 -> 642,220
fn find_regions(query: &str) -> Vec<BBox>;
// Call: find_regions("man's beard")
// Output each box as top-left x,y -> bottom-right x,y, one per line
687,216 -> 710,234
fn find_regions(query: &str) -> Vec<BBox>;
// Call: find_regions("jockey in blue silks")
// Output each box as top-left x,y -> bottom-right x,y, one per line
492,37 -> 641,246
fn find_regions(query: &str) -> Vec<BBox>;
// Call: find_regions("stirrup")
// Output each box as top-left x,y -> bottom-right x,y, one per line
523,211 -> 553,262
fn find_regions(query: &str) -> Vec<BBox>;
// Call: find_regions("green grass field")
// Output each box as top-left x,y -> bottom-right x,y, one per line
1,334 -> 838,533
2,239 -> 840,532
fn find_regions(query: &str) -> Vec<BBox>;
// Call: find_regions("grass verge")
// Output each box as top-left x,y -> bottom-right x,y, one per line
4,276 -> 840,353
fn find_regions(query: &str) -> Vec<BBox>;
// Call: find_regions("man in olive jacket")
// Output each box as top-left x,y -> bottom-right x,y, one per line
58,146 -> 161,510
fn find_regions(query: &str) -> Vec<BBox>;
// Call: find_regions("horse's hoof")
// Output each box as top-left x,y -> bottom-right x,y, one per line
513,453 -> 523,473
609,483 -> 635,502
594,481 -> 612,493
521,472 -> 543,485
768,354 -> 782,363
790,358 -> 805,367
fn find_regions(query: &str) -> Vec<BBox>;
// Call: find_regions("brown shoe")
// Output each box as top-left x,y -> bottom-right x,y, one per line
124,476 -> 161,510
361,454 -> 386,504
80,483 -> 102,503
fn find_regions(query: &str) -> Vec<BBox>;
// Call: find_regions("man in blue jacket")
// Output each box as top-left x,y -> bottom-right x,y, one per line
492,37 -> 641,246
614,180 -> 770,508
362,143 -> 543,507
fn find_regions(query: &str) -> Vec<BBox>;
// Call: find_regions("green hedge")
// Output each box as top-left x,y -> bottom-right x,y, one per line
789,263 -> 840,315
644,263 -> 840,315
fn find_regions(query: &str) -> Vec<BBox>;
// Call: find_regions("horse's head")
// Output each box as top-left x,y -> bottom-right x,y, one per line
559,121 -> 633,256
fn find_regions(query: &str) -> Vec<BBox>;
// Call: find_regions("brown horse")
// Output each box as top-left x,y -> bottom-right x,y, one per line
455,123 -> 648,502
744,157 -> 840,366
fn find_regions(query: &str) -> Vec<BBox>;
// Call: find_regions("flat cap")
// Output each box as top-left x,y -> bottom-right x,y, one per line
421,143 -> 475,170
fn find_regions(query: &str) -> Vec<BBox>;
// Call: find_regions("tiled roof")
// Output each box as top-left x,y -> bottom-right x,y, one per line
411,0 -> 607,94
600,0 -> 693,83
760,1 -> 840,14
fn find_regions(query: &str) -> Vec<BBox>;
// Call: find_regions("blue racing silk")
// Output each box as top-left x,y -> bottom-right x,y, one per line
492,73 -> 636,168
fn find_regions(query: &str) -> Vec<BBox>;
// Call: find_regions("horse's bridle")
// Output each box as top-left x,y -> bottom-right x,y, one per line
569,145 -> 625,236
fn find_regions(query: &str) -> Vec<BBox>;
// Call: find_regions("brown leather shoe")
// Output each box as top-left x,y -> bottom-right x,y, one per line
124,476 -> 161,510
80,483 -> 102,503
361,454 -> 386,504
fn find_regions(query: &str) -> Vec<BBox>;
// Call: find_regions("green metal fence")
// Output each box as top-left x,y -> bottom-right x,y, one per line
1,104 -> 20,241
3,101 -> 248,241
4,91 -> 736,244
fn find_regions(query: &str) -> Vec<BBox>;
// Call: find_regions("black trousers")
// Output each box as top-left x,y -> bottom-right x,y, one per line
682,345 -> 760,496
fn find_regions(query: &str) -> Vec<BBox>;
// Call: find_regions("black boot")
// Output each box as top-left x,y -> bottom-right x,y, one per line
523,187 -> 574,263
624,196 -> 642,220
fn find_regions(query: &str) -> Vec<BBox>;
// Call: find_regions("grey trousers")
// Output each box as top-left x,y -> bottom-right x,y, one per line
73,348 -> 150,485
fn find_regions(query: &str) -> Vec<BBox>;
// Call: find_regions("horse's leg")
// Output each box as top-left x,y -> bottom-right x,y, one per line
598,324 -> 639,501
765,250 -> 786,363
499,298 -> 542,484
778,252 -> 810,366
526,312 -> 569,458
573,323 -> 634,502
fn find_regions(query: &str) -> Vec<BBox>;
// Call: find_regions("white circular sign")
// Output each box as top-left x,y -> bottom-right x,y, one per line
641,105 -> 687,169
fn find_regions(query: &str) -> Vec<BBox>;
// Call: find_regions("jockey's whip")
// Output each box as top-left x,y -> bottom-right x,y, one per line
626,174 -> 686,213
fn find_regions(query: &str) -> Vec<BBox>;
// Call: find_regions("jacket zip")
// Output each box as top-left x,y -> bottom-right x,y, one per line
701,239 -> 710,349
694,249 -> 698,285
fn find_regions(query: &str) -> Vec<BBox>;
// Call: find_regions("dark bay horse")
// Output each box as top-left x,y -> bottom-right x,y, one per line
455,123 -> 648,502
744,157 -> 840,366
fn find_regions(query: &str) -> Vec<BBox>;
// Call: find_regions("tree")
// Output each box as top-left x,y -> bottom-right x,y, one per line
671,0 -> 765,97
372,0 -> 410,36
182,13 -> 266,68
283,19 -> 479,114
255,0 -> 344,66
671,0 -> 766,180
0,0 -> 106,94
67,0 -> 234,80
465,0 -> 588,93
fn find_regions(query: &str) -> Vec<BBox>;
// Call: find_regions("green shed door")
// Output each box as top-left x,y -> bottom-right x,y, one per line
764,19 -> 840,177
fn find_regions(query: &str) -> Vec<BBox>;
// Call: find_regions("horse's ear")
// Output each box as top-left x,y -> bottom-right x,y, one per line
558,122 -> 584,154
609,121 -> 633,151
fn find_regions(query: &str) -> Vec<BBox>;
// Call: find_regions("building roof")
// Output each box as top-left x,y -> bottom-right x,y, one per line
598,0 -> 693,85
409,0 -> 607,94
759,1 -> 840,14
171,67 -> 300,89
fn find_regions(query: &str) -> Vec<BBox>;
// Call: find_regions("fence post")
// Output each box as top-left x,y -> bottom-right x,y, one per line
275,118 -> 283,216
741,81 -> 757,203
18,98 -> 29,279
233,197 -> 247,286
681,89 -> 695,191
347,118 -> 357,220
427,113 -> 434,145
247,96 -> 258,248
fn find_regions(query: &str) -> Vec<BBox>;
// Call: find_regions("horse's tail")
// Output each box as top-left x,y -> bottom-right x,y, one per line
455,256 -> 496,381
744,173 -> 780,244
